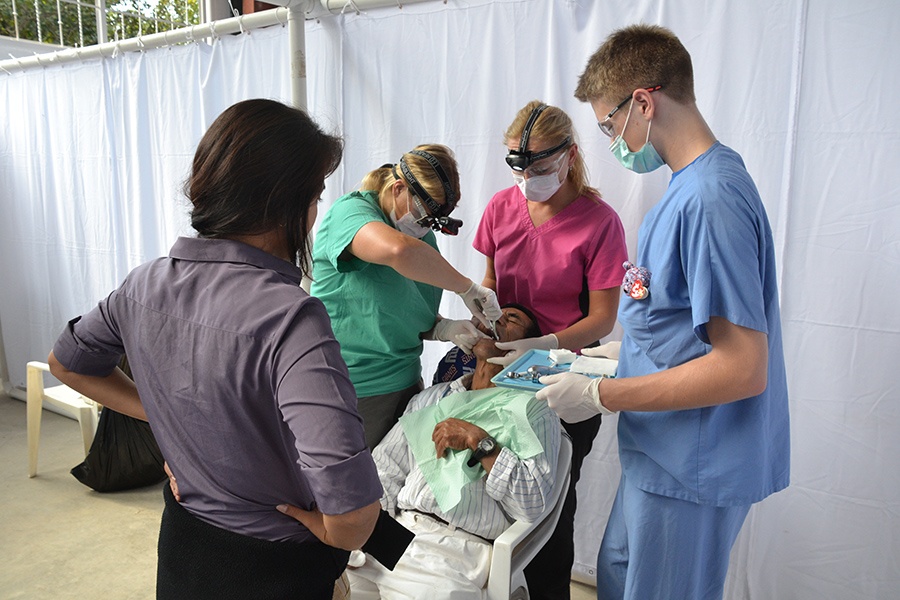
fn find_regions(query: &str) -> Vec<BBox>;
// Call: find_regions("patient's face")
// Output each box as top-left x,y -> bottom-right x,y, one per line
470,307 -> 537,386
474,307 -> 534,349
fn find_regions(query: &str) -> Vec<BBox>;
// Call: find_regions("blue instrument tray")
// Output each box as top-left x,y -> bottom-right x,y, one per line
491,349 -> 566,392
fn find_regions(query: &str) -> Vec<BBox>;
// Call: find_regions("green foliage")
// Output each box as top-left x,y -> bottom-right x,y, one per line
0,0 -> 199,47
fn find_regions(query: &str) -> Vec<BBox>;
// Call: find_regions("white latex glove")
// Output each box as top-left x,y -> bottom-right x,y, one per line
432,318 -> 488,355
582,341 -> 621,360
486,333 -> 559,368
457,281 -> 503,327
535,372 -> 615,423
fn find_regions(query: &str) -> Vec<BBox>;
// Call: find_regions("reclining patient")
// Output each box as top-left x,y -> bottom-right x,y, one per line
349,304 -> 562,599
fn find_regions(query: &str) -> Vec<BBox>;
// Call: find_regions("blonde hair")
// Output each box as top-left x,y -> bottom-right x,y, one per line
575,24 -> 695,105
504,100 -> 599,200
360,144 -> 461,210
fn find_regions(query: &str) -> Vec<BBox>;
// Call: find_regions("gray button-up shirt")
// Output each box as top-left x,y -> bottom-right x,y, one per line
53,237 -> 382,543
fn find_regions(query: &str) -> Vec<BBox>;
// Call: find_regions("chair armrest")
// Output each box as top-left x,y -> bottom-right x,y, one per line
27,362 -> 50,398
486,433 -> 573,599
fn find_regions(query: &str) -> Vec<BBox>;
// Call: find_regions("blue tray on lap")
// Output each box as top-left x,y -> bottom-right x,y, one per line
491,349 -> 566,392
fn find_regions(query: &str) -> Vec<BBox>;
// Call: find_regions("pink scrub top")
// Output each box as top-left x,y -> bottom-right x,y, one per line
473,185 -> 627,338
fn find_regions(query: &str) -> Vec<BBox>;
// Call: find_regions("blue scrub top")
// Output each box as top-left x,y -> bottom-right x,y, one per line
617,142 -> 790,507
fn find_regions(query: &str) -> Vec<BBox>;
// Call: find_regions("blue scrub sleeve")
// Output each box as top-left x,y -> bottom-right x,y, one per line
681,185 -> 770,344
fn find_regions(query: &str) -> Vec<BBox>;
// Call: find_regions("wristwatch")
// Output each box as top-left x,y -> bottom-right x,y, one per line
467,436 -> 498,468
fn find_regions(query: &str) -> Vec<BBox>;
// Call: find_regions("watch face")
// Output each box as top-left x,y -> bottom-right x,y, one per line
478,437 -> 497,454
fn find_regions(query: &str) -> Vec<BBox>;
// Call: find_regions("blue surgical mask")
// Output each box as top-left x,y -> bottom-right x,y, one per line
609,100 -> 665,174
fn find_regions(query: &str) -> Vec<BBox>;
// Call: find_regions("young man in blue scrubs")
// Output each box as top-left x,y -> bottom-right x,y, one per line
536,24 -> 790,600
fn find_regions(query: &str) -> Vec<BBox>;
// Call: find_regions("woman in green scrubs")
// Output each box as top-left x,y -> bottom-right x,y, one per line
312,144 -> 501,449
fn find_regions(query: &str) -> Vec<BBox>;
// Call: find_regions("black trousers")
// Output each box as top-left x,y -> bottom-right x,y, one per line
524,415 -> 603,600
157,484 -> 349,600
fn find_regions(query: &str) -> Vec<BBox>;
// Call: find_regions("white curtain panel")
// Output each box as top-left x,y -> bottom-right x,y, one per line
2,0 -> 899,597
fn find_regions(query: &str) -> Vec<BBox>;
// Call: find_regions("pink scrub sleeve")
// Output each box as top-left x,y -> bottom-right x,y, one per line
474,186 -> 627,335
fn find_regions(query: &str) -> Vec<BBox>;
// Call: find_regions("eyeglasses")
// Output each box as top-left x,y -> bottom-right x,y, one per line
515,147 -> 569,178
597,85 -> 663,138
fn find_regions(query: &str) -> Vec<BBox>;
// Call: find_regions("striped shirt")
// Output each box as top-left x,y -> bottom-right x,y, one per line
374,380 -> 561,540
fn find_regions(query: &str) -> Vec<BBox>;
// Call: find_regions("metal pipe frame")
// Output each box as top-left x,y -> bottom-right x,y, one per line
0,8 -> 291,74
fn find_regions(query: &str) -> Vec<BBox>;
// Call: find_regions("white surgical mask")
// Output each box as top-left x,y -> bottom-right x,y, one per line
513,156 -> 566,202
390,194 -> 431,238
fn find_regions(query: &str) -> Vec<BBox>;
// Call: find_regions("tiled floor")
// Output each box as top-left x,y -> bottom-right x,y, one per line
0,392 -> 597,599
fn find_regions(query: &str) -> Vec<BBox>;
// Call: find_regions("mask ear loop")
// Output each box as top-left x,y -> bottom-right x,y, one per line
387,167 -> 407,212
610,99 -> 636,148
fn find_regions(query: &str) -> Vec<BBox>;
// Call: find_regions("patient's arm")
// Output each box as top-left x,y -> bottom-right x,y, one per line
372,420 -> 413,514
432,418 -> 500,472
484,401 -> 561,523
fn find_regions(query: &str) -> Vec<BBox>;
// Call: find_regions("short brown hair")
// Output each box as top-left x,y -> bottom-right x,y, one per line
575,24 -> 695,105
504,100 -> 600,200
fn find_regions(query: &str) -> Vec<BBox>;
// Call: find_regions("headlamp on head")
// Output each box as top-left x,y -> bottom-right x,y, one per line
424,214 -> 463,236
392,150 -> 463,236
505,103 -> 571,172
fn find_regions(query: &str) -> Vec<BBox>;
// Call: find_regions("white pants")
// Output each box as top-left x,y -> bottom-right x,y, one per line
347,511 -> 492,600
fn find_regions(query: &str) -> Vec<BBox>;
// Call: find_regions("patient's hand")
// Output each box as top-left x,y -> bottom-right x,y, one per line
432,418 -> 488,459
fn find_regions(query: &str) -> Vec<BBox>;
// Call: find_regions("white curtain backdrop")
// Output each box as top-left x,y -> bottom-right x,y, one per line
1,0 -> 898,597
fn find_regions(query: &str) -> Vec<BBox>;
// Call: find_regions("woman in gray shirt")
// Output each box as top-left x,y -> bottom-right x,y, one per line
49,99 -> 381,599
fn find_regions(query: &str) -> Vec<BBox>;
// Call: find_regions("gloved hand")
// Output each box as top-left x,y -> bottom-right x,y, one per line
535,372 -> 615,423
581,341 -> 621,360
432,318 -> 488,355
486,333 -> 559,368
457,281 -> 502,327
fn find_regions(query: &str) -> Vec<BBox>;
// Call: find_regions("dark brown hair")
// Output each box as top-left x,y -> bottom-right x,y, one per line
186,99 -> 343,273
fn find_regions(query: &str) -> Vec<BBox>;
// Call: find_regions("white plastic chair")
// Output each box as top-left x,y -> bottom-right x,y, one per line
486,431 -> 573,600
27,361 -> 100,477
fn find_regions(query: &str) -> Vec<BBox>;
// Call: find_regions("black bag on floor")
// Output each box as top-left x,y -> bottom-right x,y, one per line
70,355 -> 166,492
70,407 -> 167,492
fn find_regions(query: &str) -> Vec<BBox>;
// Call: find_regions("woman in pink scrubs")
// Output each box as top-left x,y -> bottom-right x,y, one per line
472,100 -> 628,600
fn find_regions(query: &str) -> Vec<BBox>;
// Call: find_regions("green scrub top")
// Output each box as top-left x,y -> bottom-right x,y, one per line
311,190 -> 443,397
